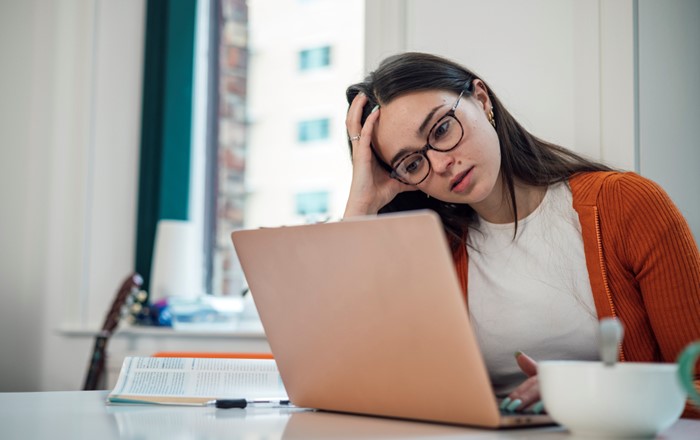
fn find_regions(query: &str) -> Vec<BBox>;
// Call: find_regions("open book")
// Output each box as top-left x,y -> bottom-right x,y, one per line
107,356 -> 288,406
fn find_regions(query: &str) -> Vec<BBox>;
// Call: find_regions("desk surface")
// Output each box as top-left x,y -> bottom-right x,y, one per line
1,391 -> 698,439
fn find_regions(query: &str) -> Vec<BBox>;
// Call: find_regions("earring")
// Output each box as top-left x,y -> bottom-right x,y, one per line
488,109 -> 496,128
426,193 -> 431,199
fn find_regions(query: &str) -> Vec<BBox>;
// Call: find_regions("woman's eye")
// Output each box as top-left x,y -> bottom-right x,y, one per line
432,119 -> 451,141
403,155 -> 425,174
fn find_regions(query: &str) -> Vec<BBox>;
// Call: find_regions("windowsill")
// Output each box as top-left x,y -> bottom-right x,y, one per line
58,320 -> 267,339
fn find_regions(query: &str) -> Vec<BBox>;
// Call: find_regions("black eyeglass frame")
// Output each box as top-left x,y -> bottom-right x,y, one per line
389,82 -> 473,186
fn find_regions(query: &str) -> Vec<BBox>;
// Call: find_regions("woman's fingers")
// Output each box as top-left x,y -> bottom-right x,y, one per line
499,351 -> 542,413
358,104 -> 379,149
515,351 -> 538,377
346,93 -> 380,169
348,103 -> 380,171
343,94 -> 388,217
500,375 -> 541,413
345,92 -> 368,143
511,376 -> 540,408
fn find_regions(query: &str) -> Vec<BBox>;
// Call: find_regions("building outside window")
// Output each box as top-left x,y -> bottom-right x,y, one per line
207,0 -> 364,296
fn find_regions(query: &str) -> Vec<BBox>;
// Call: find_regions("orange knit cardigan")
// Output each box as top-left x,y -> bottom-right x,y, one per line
452,171 -> 700,418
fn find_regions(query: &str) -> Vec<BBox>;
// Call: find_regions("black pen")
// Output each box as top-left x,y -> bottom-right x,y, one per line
206,398 -> 291,409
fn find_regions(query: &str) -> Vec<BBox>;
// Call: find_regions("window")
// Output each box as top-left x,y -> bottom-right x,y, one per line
299,46 -> 331,70
297,118 -> 331,142
202,0 -> 364,296
296,191 -> 329,216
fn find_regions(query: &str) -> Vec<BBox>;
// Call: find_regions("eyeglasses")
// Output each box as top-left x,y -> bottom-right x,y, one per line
390,87 -> 468,186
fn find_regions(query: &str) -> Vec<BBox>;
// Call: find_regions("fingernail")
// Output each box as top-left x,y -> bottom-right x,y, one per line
506,399 -> 523,412
499,397 -> 511,410
530,401 -> 545,414
370,104 -> 379,114
514,351 -> 522,358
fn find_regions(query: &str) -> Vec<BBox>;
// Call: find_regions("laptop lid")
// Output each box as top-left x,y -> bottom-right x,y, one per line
231,211 -> 549,428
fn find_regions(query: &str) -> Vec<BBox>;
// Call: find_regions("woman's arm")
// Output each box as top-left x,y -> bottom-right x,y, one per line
608,173 -> 700,418
611,173 -> 700,362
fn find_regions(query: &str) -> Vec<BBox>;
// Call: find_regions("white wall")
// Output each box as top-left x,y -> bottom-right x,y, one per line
0,0 -> 52,392
0,0 -> 144,391
638,0 -> 700,242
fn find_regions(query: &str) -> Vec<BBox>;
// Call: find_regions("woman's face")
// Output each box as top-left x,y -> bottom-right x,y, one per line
372,82 -> 502,208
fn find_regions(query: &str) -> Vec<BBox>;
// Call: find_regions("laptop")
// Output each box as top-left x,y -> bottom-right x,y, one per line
231,210 -> 554,428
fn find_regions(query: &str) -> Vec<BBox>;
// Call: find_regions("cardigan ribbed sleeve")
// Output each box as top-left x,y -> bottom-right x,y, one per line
602,173 -> 700,363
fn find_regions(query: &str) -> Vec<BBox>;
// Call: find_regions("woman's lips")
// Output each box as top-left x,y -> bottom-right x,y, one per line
450,167 -> 473,192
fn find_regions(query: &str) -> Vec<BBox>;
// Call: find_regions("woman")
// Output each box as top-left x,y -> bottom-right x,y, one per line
344,52 -> 700,418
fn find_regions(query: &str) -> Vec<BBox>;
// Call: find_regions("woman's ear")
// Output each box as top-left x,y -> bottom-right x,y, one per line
471,79 -> 492,112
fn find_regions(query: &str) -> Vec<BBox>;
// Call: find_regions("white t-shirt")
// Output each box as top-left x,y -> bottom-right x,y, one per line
467,182 -> 600,395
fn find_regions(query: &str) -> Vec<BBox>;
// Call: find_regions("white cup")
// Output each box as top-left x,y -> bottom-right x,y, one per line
538,361 -> 686,438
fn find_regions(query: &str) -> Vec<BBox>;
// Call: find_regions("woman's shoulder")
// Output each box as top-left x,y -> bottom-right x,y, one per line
569,171 -> 682,235
569,171 -> 666,205
569,170 -> 655,187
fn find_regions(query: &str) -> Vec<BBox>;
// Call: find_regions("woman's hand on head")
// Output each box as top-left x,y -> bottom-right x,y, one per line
343,93 -> 413,218
500,352 -> 545,414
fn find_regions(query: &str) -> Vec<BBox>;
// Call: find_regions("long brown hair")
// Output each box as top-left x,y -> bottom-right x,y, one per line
346,52 -> 611,248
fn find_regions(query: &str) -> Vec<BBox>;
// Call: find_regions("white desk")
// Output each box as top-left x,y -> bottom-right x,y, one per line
1,391 -> 699,439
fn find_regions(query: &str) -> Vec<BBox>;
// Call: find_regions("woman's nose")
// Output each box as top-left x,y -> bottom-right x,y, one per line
426,149 -> 454,174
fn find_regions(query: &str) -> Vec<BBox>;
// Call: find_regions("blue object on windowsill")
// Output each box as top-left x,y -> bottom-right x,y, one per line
153,299 -> 172,326
167,296 -> 245,331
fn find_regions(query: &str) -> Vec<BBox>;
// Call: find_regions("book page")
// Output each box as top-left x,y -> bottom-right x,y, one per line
108,357 -> 287,404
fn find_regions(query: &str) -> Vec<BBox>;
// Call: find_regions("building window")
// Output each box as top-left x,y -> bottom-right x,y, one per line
296,191 -> 329,216
297,118 -> 330,142
299,46 -> 331,70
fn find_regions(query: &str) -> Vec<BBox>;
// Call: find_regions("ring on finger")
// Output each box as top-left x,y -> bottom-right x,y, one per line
348,134 -> 361,142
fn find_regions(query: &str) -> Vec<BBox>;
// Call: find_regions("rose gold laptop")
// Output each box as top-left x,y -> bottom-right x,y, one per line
231,211 -> 554,428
